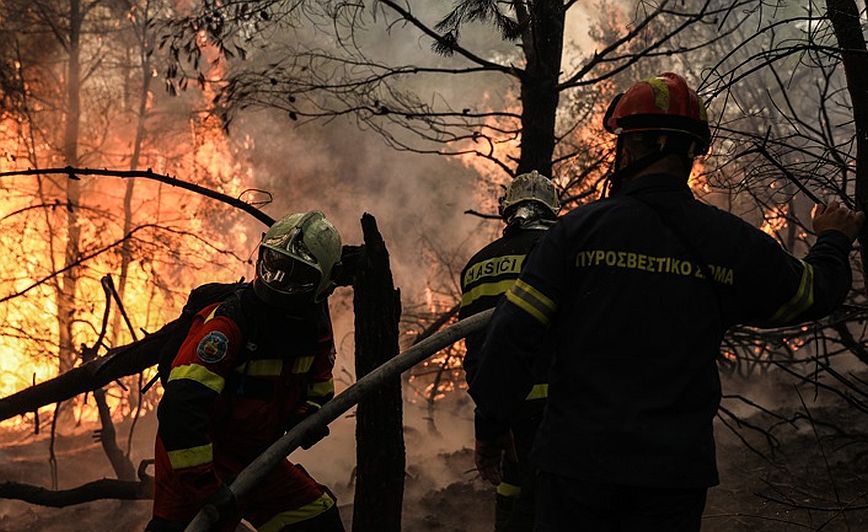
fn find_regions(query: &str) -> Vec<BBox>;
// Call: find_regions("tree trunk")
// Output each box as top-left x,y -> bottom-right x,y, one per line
517,0 -> 565,177
58,0 -> 83,373
112,29 -> 153,348
827,0 -> 868,287
352,213 -> 404,532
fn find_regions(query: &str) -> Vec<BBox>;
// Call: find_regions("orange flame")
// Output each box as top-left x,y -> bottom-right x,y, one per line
0,43 -> 253,430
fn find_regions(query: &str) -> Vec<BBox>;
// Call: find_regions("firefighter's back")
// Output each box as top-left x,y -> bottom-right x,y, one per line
534,172 -> 837,488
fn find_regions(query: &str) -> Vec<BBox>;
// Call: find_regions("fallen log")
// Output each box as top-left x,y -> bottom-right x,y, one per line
0,460 -> 154,507
0,479 -> 153,507
185,307 -> 494,532
0,321 -> 181,422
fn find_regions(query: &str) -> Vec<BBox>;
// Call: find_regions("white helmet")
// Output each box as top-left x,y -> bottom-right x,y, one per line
498,170 -> 560,220
254,211 -> 342,306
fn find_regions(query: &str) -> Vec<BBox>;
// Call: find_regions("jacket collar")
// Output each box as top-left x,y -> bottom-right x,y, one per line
617,173 -> 694,199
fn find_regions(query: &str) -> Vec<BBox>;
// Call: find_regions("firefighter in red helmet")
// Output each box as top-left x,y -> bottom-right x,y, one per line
468,73 -> 863,530
602,71 -> 711,193
146,211 -> 345,532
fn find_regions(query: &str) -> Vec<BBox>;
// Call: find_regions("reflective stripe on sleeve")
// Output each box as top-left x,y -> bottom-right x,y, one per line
768,260 -> 815,325
496,482 -> 522,498
257,492 -> 336,531
525,383 -> 548,401
167,443 -> 213,470
506,279 -> 556,325
307,379 -> 335,398
291,356 -> 315,374
460,279 -> 516,309
167,364 -> 225,393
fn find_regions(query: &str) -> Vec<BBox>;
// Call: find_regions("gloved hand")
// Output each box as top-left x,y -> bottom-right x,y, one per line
201,483 -> 237,522
475,431 -> 517,486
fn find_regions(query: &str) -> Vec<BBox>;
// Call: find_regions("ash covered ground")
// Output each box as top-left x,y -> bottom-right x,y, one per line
1,371 -> 867,531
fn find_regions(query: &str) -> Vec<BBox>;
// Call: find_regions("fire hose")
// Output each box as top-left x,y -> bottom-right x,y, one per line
184,307 -> 494,532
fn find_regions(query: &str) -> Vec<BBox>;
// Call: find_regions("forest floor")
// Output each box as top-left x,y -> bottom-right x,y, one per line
0,372 -> 867,531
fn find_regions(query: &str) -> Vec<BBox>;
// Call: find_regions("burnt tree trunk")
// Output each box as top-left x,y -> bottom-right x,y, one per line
827,0 -> 868,287
352,213 -> 404,532
516,0 -> 565,177
58,0 -> 84,374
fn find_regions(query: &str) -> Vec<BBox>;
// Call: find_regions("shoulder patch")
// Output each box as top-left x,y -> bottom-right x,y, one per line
197,331 -> 230,364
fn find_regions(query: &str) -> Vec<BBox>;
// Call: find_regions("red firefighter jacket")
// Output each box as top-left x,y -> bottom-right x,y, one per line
154,286 -> 335,505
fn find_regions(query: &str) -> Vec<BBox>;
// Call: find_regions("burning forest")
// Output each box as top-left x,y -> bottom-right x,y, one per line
0,0 -> 867,530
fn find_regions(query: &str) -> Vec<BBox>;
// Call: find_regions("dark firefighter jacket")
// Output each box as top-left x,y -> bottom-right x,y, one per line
460,224 -> 549,402
468,173 -> 853,489
154,286 -> 335,507
461,224 -> 551,439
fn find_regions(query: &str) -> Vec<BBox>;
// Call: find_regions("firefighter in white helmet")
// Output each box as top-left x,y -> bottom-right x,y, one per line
460,170 -> 559,531
148,211 -> 345,531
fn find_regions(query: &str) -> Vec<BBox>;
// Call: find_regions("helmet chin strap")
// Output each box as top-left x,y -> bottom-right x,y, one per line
604,136 -> 689,198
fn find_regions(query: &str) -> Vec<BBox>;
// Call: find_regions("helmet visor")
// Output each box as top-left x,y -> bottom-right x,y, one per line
257,248 -> 321,295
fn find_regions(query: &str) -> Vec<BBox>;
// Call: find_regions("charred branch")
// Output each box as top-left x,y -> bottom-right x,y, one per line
812,0 -> 866,283
411,304 -> 459,346
0,318 -> 181,422
0,459 -> 154,507
463,209 -> 501,220
83,276 -> 136,481
0,479 -> 153,507
0,166 -> 275,227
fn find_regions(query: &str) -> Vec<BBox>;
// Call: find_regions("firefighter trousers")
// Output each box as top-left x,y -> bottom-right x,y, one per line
150,454 -> 343,532
495,404 -> 543,531
534,471 -> 707,532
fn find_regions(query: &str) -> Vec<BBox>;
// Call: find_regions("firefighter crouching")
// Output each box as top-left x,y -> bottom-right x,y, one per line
146,211 -> 345,532
460,171 -> 559,531
468,73 -> 864,530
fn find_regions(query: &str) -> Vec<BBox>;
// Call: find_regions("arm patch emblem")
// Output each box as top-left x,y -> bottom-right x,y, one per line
197,331 -> 230,364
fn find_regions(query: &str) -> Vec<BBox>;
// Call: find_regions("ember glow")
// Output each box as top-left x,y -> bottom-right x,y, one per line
688,160 -> 709,195
761,204 -> 789,237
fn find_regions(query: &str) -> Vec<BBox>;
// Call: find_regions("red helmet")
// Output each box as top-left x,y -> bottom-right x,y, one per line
603,73 -> 711,155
